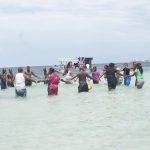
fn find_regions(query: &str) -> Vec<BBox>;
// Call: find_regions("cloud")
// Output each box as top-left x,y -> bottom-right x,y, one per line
0,1 -> 46,14
0,0 -> 149,15
0,0 -> 150,36
0,0 -> 149,30
0,0 -> 150,67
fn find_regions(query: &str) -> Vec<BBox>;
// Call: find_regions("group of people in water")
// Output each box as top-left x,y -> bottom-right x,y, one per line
0,61 -> 144,97
0,66 -> 39,97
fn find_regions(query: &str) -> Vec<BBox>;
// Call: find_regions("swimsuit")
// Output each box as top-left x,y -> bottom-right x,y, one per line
48,74 -> 60,96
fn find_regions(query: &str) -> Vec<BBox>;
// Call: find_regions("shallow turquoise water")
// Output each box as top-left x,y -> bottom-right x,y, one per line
0,70 -> 150,150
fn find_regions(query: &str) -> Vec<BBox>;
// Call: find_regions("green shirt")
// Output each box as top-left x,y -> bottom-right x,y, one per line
135,69 -> 143,79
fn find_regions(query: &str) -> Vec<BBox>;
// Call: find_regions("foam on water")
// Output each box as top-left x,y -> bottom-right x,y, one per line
0,67 -> 150,150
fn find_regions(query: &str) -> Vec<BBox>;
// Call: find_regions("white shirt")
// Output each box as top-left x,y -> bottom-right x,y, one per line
14,73 -> 25,91
66,70 -> 72,80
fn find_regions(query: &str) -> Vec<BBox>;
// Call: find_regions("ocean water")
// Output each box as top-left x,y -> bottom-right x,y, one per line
0,63 -> 150,150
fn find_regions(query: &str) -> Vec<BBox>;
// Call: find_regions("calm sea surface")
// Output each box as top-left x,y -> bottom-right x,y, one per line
0,63 -> 150,150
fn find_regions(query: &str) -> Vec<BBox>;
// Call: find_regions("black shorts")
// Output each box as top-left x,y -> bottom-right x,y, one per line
7,81 -> 14,87
1,80 -> 7,89
15,89 -> 27,97
93,80 -> 99,84
25,80 -> 32,86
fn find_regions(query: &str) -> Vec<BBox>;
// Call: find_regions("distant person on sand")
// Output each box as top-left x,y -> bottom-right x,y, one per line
100,63 -> 123,91
38,68 -> 60,96
14,67 -> 36,97
130,63 -> 144,89
0,69 -> 7,89
70,67 -> 98,93
24,66 -> 39,86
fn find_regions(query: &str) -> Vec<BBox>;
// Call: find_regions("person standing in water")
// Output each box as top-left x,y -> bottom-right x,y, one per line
100,63 -> 123,91
43,68 -> 49,84
92,66 -> 101,84
130,63 -> 144,89
62,61 -> 73,75
61,61 -> 74,84
61,69 -> 74,84
14,67 -> 36,97
70,67 -> 98,93
7,69 -> 14,87
0,69 -> 7,89
38,68 -> 60,96
122,63 -> 131,86
115,64 -> 123,85
102,65 -> 108,83
24,66 -> 39,86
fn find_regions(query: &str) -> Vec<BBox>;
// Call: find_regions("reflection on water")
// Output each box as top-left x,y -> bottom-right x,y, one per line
0,72 -> 150,150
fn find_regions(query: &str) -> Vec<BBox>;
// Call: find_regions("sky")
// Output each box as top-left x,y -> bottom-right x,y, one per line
0,0 -> 150,67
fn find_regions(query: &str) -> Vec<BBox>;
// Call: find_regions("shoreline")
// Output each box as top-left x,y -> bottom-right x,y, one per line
0,60 -> 150,69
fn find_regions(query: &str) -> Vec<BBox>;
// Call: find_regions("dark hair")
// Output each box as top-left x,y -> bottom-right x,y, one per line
124,63 -> 128,66
109,63 -> 115,68
137,63 -> 143,74
18,67 -> 23,73
67,61 -> 72,68
104,65 -> 108,69
9,69 -> 12,73
2,68 -> 6,74
27,66 -> 30,71
49,67 -> 54,73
